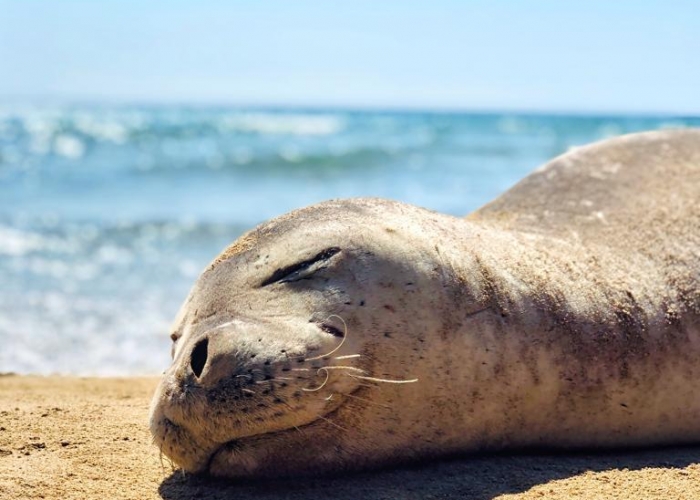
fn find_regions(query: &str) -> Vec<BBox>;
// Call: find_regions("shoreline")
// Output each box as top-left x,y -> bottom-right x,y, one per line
2,375 -> 700,499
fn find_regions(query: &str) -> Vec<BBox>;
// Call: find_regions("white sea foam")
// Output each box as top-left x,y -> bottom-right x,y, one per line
0,226 -> 47,256
73,113 -> 129,144
53,134 -> 86,159
219,113 -> 345,136
279,144 -> 303,162
232,147 -> 253,165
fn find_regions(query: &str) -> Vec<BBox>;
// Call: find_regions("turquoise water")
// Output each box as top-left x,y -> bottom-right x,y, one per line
1,104 -> 698,375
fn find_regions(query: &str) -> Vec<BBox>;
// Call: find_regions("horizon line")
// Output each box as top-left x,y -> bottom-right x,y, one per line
2,94 -> 700,120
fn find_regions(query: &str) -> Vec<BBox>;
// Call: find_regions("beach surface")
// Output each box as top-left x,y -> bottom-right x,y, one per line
2,376 -> 700,499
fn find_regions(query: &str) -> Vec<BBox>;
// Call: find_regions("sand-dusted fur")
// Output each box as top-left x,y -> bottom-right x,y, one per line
150,130 -> 700,478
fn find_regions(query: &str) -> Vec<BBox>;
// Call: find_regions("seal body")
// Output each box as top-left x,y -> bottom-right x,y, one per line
150,130 -> 700,477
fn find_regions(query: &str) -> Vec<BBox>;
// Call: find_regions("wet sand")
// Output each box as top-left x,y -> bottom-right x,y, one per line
2,375 -> 700,499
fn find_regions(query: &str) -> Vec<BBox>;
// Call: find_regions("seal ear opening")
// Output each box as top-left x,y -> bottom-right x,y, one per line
190,337 -> 209,378
320,323 -> 345,338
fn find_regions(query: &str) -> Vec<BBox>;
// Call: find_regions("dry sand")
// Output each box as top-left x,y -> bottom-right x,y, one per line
2,375 -> 700,500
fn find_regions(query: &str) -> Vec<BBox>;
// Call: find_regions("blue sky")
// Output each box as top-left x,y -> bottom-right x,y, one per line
1,0 -> 698,114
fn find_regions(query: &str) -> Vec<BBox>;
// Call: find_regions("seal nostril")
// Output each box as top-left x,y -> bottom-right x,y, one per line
190,338 -> 208,378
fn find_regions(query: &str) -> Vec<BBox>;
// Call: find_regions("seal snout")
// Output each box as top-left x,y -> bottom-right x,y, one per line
190,337 -> 209,379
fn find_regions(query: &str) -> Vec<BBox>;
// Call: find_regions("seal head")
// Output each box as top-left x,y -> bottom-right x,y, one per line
150,199 -> 473,475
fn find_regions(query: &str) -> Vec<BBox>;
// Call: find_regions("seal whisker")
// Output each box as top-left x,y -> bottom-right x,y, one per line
348,374 -> 419,384
316,414 -> 347,432
277,399 -> 292,408
302,364 -> 366,392
241,388 -> 256,394
355,382 -> 382,389
302,368 -> 330,392
207,320 -> 236,332
158,449 -> 167,474
343,392 -> 392,409
334,354 -> 361,360
318,365 -> 365,373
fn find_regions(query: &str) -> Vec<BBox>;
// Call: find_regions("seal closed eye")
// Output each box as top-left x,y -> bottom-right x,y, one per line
260,246 -> 341,286
150,129 -> 700,478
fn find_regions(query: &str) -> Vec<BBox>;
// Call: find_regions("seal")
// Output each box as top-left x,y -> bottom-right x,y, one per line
149,129 -> 700,478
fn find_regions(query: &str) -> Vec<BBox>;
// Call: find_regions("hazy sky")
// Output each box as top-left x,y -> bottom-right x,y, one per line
1,0 -> 698,113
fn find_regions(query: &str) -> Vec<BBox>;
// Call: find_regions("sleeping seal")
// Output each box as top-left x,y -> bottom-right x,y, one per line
149,129 -> 700,478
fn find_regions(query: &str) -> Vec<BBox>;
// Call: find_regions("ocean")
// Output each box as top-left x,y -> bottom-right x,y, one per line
1,103 -> 698,375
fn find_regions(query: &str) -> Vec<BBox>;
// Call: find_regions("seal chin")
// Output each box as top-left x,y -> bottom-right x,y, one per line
150,415 -> 216,474
151,406 -> 253,476
149,376 -> 225,473
207,439 -> 262,477
205,420 -> 322,478
154,416 -> 311,477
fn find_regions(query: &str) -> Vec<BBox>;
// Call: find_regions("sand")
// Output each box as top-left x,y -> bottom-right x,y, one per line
2,375 -> 700,499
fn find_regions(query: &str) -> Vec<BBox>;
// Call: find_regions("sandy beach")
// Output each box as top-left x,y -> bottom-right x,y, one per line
0,375 -> 699,499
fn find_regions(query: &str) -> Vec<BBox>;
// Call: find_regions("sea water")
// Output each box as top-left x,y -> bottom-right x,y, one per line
1,103 -> 698,375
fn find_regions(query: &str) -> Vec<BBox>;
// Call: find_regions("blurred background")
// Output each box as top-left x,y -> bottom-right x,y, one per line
1,1 -> 699,375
